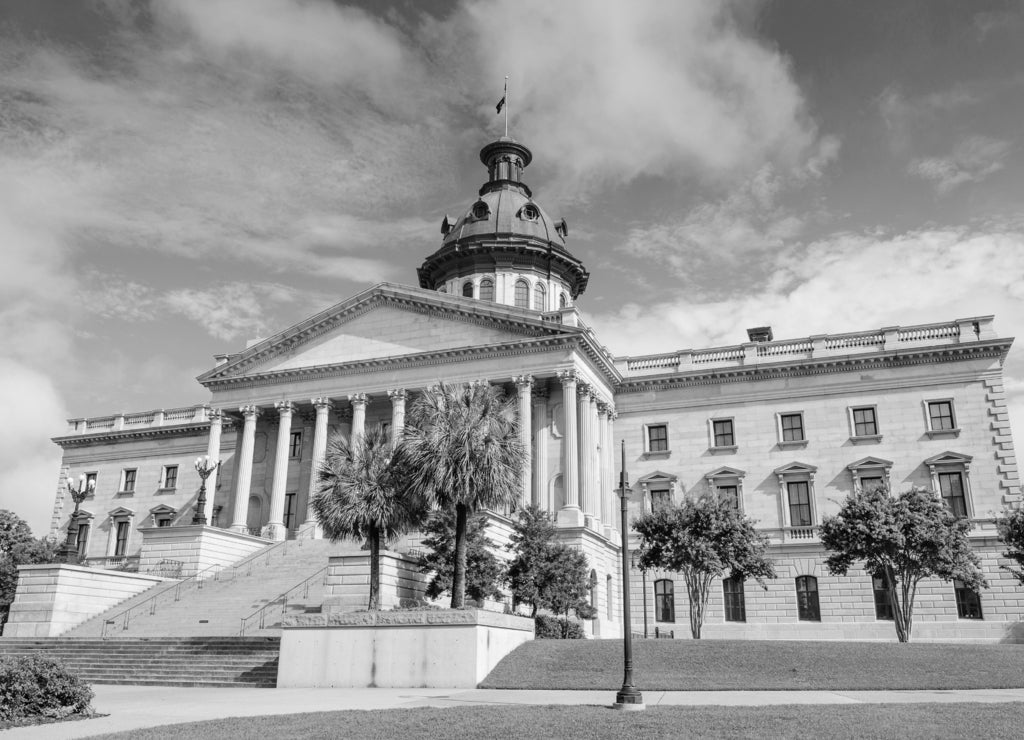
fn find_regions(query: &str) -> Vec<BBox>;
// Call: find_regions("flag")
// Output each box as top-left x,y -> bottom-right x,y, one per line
496,94 -> 506,114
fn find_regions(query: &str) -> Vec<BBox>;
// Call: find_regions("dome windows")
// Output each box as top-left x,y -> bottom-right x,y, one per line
519,203 -> 540,222
559,292 -> 568,308
534,282 -> 546,311
514,279 -> 529,309
479,278 -> 495,302
471,201 -> 490,221
462,281 -> 474,298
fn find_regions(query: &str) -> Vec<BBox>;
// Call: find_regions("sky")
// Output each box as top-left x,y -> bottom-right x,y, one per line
2,0 -> 1023,534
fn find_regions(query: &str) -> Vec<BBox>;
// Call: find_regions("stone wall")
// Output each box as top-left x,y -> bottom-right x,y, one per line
138,525 -> 269,579
321,551 -> 427,613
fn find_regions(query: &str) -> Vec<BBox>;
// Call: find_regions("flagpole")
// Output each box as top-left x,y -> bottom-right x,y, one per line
504,75 -> 509,137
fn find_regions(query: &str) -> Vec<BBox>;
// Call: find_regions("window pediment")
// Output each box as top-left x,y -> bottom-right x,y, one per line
705,466 -> 746,481
773,461 -> 817,477
846,456 -> 894,472
148,504 -> 177,517
637,471 -> 678,485
924,451 -> 973,467
108,506 -> 135,518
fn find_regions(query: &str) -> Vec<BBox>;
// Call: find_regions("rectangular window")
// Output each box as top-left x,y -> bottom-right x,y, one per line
873,576 -> 894,620
289,431 -> 303,459
654,579 -> 674,622
954,579 -> 983,619
122,469 -> 136,493
647,424 -> 669,453
712,419 -> 735,447
75,523 -> 90,559
780,413 -> 805,442
284,492 -> 297,530
114,521 -> 131,557
156,518 -> 172,528
928,400 -> 956,431
85,472 -> 97,494
787,481 -> 812,527
717,485 -> 740,511
651,489 -> 672,513
796,576 -> 821,621
852,407 -> 878,437
938,472 -> 967,518
723,577 -> 746,622
860,476 -> 884,494
163,465 -> 178,490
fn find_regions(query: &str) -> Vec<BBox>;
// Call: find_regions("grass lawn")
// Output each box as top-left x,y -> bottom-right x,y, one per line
480,639 -> 1024,690
91,703 -> 1024,740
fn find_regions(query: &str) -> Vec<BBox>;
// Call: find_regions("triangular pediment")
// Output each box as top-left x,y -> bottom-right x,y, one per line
773,461 -> 818,476
200,283 -> 580,383
846,456 -> 894,472
148,504 -> 177,516
924,451 -> 973,466
637,470 -> 678,485
108,506 -> 135,517
705,466 -> 747,480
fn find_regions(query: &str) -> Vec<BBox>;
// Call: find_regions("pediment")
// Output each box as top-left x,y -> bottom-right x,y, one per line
108,506 -> 135,517
773,461 -> 818,476
72,509 -> 95,521
200,283 -> 578,383
705,466 -> 746,480
148,504 -> 177,516
846,456 -> 894,472
637,470 -> 678,484
924,451 -> 973,466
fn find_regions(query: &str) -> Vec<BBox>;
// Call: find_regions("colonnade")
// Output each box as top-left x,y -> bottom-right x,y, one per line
205,373 -> 617,542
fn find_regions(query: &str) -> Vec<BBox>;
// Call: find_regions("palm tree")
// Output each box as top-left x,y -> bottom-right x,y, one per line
399,381 -> 526,608
312,424 -> 425,611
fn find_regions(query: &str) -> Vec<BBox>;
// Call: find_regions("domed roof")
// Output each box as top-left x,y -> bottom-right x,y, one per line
440,185 -> 567,249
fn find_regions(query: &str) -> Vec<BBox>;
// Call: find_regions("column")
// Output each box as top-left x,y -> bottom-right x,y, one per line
349,393 -> 368,444
605,406 -> 618,540
558,370 -> 583,526
388,389 -> 407,447
514,375 -> 533,509
230,405 -> 260,533
588,392 -> 601,530
205,408 -> 223,500
265,400 -> 294,541
597,402 -> 611,533
531,382 -> 549,509
304,398 -> 333,527
577,382 -> 595,524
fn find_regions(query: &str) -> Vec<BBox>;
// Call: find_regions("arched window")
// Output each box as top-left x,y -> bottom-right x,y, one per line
462,281 -> 474,298
796,576 -> 820,621
514,279 -> 529,308
479,278 -> 495,302
559,292 -> 568,308
589,569 -> 598,618
654,579 -> 674,622
534,282 -> 546,311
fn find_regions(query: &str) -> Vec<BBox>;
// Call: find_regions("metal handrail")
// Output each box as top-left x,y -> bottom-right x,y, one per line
100,562 -> 224,637
212,535 -> 305,582
239,565 -> 329,635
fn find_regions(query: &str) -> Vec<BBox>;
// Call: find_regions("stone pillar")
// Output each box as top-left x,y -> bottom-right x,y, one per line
558,370 -> 583,526
597,402 -> 611,532
265,400 -> 295,541
577,382 -> 595,524
205,409 -> 224,499
604,406 -> 618,540
514,375 -> 533,509
531,382 -> 549,510
304,398 -> 333,528
230,405 -> 260,533
349,393 -> 368,444
388,389 -> 407,447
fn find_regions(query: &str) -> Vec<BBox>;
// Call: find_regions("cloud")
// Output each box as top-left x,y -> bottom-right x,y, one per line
878,85 -> 980,154
908,136 -> 1013,193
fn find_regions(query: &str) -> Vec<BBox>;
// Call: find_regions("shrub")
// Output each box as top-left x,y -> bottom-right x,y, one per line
0,653 -> 94,723
534,614 -> 585,639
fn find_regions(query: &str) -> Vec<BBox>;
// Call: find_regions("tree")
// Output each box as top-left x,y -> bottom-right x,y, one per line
1,511 -> 59,629
313,424 -> 426,611
417,508 -> 504,603
399,381 -> 526,608
534,545 -> 596,636
633,495 -> 776,639
996,507 -> 1024,585
820,486 -> 985,642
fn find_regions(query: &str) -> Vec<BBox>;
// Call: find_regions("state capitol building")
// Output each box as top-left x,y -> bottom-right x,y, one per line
43,136 -> 1024,641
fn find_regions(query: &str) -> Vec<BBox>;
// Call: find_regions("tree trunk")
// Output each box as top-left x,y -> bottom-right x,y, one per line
368,525 -> 381,611
451,503 -> 469,608
686,571 -> 710,640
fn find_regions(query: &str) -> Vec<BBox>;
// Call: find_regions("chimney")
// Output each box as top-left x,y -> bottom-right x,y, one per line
747,326 -> 773,343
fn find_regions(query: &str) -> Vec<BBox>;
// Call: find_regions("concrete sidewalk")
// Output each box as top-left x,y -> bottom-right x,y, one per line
7,685 -> 1024,739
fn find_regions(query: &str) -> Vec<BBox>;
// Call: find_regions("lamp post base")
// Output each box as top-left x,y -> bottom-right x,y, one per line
613,687 -> 645,711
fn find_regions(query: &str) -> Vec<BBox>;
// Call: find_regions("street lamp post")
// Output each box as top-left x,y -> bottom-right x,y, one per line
61,475 -> 94,563
192,456 -> 221,525
614,440 -> 645,710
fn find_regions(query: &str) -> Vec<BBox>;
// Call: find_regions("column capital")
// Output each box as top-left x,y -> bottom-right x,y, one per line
207,408 -> 224,424
387,388 -> 407,401
311,397 -> 334,412
470,378 -> 491,389
239,404 -> 261,420
576,381 -> 592,399
597,401 -> 610,416
513,374 -> 533,390
275,400 -> 295,416
557,369 -> 578,385
348,393 -> 370,406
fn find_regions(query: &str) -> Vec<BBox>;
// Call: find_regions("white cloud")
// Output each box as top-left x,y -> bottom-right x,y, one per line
908,136 -> 1013,193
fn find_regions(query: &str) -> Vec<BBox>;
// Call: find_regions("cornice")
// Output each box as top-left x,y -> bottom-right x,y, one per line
52,422 -> 216,448
614,341 -> 1012,395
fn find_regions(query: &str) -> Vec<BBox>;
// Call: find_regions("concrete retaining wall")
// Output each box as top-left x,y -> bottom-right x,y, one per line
138,525 -> 268,578
321,551 -> 427,613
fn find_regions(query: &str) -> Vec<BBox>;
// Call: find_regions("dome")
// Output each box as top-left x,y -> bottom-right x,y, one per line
417,138 -> 589,306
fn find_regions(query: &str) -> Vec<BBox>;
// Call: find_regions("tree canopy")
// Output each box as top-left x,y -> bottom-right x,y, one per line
820,486 -> 984,642
996,507 -> 1024,585
417,507 -> 504,604
633,494 -> 775,639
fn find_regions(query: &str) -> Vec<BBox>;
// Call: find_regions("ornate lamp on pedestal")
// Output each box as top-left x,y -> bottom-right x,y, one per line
61,475 -> 94,563
614,440 -> 645,710
192,455 -> 221,526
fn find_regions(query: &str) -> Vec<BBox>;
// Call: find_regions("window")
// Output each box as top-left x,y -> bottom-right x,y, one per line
284,492 -> 297,531
954,579 -> 983,619
114,521 -> 131,557
712,418 -> 735,448
75,523 -> 90,559
559,292 -> 568,308
717,485 -> 740,511
289,431 -> 303,459
851,406 -> 878,437
787,481 -> 812,527
520,204 -> 539,221
479,278 -> 495,302
85,472 -> 97,493
796,576 -> 820,621
847,456 -> 892,495
873,576 -> 894,620
121,469 -> 136,493
162,465 -> 178,490
723,577 -> 746,622
607,574 -> 614,620
462,281 -> 474,298
533,282 -> 546,311
938,471 -> 968,518
156,517 -> 172,528
705,467 -> 746,514
471,201 -> 489,219
860,476 -> 884,493
654,579 -> 675,622
646,424 -> 669,453
779,413 -> 805,443
927,400 -> 956,432
514,279 -> 529,308
650,489 -> 673,512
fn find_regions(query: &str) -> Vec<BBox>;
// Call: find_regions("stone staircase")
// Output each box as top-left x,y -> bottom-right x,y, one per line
0,637 -> 281,687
